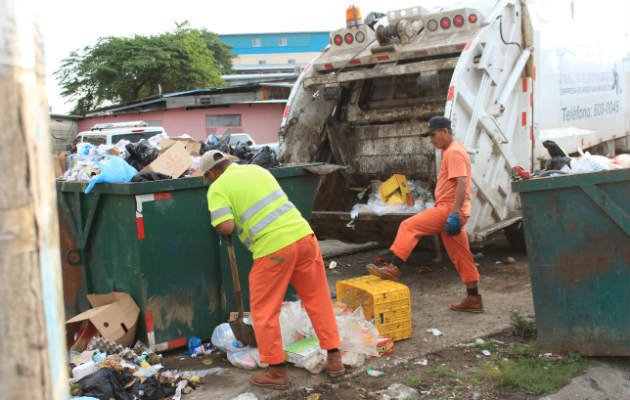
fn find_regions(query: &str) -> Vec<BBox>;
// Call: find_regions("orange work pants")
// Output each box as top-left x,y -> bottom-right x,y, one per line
390,205 -> 480,283
249,234 -> 340,364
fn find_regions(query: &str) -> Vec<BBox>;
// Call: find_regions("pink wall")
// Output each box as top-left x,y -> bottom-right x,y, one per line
77,103 -> 284,144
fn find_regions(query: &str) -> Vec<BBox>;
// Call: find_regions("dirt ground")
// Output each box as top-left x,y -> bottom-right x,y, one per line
177,236 -> 538,400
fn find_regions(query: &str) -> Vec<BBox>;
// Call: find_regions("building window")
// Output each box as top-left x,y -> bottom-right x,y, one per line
206,114 -> 241,127
278,37 -> 288,46
288,58 -> 296,64
258,60 -> 267,65
252,38 -> 261,47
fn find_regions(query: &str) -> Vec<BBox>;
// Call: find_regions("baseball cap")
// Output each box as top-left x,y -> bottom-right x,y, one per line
420,116 -> 452,137
199,150 -> 227,174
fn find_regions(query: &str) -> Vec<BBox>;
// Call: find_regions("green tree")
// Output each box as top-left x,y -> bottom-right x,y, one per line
56,23 -> 234,114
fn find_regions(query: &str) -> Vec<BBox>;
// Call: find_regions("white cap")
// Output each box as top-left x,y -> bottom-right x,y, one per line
199,150 -> 227,174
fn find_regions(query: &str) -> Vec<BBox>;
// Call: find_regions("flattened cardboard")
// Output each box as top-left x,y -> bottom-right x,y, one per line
160,138 -> 202,156
140,142 -> 192,178
66,292 -> 140,347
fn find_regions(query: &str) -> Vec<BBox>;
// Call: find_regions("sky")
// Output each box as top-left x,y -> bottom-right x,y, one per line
39,0 -> 629,114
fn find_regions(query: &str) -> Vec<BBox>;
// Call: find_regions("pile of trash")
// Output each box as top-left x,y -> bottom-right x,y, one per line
69,337 -> 202,400
513,140 -> 630,180
60,132 -> 279,194
349,175 -> 434,221
210,301 -> 391,374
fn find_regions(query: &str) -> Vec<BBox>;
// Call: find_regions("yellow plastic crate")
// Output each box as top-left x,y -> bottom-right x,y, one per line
336,275 -> 412,341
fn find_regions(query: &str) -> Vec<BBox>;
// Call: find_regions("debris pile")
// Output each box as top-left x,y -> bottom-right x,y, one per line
60,132 -> 279,193
211,301 -> 390,374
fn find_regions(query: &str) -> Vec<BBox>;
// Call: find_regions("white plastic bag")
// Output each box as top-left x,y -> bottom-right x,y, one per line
227,348 -> 258,370
337,307 -> 379,358
211,323 -> 244,353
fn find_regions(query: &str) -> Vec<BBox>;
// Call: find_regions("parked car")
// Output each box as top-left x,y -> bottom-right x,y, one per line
76,121 -> 167,146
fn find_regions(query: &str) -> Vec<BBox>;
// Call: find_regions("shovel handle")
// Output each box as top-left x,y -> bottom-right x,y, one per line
226,236 -> 245,319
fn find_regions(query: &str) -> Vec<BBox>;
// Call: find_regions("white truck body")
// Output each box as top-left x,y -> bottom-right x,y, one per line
279,0 -> 629,245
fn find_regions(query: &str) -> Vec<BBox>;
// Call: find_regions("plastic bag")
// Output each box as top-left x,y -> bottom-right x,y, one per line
125,139 -> 159,171
250,146 -> 279,168
227,348 -> 258,370
337,307 -> 379,358
84,155 -> 137,194
295,349 -> 327,374
211,323 -> 244,353
571,151 -> 616,174
79,368 -> 134,400
342,352 -> 366,367
279,301 -> 315,347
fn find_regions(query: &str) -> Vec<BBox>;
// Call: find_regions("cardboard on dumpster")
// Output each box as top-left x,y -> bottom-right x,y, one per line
66,292 -> 140,348
140,141 -> 192,178
160,137 -> 202,156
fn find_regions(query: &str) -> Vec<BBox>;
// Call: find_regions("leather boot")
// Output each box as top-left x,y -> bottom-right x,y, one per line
249,366 -> 289,389
450,295 -> 483,313
366,263 -> 402,281
326,351 -> 345,378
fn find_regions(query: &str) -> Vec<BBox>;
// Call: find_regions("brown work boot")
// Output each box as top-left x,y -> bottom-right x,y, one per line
366,263 -> 401,281
450,295 -> 484,313
326,351 -> 345,378
249,366 -> 289,389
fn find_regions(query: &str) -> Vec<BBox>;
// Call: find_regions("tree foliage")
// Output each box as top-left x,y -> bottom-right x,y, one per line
56,22 -> 234,114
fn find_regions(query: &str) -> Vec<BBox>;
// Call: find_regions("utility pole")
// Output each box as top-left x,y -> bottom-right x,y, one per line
0,1 -> 68,399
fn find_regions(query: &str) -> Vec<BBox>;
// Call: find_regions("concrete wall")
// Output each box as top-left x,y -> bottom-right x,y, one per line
77,103 -> 284,144
50,116 -> 78,153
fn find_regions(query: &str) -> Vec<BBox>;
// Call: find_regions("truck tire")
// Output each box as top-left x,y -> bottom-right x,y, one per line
504,221 -> 527,253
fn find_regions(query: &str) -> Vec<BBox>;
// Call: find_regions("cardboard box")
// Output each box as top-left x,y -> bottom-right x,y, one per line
66,292 -> 140,348
284,336 -> 320,364
140,142 -> 192,178
160,137 -> 202,156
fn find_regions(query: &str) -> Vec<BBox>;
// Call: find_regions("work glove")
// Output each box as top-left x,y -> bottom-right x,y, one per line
445,213 -> 462,236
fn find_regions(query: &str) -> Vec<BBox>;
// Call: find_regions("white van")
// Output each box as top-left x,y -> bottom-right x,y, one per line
75,121 -> 167,146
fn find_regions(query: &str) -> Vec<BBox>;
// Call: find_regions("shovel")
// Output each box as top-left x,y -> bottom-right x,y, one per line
226,235 -> 257,347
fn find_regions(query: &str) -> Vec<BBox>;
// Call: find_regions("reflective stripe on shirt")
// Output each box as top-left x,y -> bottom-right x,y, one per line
211,206 -> 233,224
249,202 -> 296,237
240,189 -> 285,224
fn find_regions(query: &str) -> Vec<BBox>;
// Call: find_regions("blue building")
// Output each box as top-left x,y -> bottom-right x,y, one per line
219,32 -> 330,85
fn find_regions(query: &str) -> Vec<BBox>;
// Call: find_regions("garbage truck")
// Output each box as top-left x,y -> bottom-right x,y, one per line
278,0 -> 629,248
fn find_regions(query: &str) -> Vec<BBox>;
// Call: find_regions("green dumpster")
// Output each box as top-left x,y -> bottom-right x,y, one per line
512,169 -> 630,356
58,164 -> 325,350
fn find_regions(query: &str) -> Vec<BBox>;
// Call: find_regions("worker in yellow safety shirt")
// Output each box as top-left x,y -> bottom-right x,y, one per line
200,150 -> 344,389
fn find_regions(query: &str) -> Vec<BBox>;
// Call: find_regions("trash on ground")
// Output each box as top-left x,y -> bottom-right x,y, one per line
366,367 -> 385,377
378,383 -> 420,400
329,261 -> 338,269
426,328 -> 443,337
505,256 -> 516,264
230,393 -> 259,400
475,338 -> 485,345
481,349 -> 492,356
376,337 -> 394,356
66,292 -> 140,350
414,358 -> 428,366
306,393 -> 322,400
473,252 -> 485,259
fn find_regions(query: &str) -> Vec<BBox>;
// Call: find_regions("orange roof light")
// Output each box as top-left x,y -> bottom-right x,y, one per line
346,5 -> 363,28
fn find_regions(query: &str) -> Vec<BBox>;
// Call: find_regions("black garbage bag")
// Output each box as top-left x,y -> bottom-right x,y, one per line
216,132 -> 232,154
79,369 -> 134,400
543,140 -> 568,158
125,140 -> 159,171
250,146 -> 279,169
128,377 -> 176,400
131,172 -> 172,182
234,143 -> 254,161
199,141 -> 212,155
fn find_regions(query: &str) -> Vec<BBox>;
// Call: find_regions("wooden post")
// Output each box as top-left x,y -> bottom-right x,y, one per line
0,1 -> 69,399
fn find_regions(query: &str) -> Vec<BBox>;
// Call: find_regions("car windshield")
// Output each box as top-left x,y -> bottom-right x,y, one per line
228,134 -> 254,146
81,135 -> 106,145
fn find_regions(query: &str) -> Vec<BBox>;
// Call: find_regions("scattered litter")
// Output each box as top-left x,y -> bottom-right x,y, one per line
475,338 -> 485,345
426,328 -> 443,337
230,393 -> 258,400
378,383 -> 420,400
179,367 -> 228,378
473,252 -> 485,259
172,379 -> 188,400
366,368 -> 385,377
491,338 -> 505,345
201,358 -> 214,366
495,260 -> 504,265
376,337 -> 394,356
505,256 -> 516,264
414,358 -> 428,366
472,392 -> 481,400
481,349 -> 492,357
306,394 -> 322,400
329,261 -> 338,269
543,352 -> 553,358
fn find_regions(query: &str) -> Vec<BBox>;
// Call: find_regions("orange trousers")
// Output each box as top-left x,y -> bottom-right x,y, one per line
390,204 -> 480,283
249,234 -> 340,364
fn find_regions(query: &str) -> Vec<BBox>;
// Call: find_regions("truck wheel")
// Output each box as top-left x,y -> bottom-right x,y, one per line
504,222 -> 527,253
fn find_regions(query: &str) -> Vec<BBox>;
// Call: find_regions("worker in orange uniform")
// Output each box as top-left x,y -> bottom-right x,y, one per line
366,116 -> 483,313
200,150 -> 345,389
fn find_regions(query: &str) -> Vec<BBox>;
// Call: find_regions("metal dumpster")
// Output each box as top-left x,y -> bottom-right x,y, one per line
58,164 -> 325,350
512,169 -> 630,356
